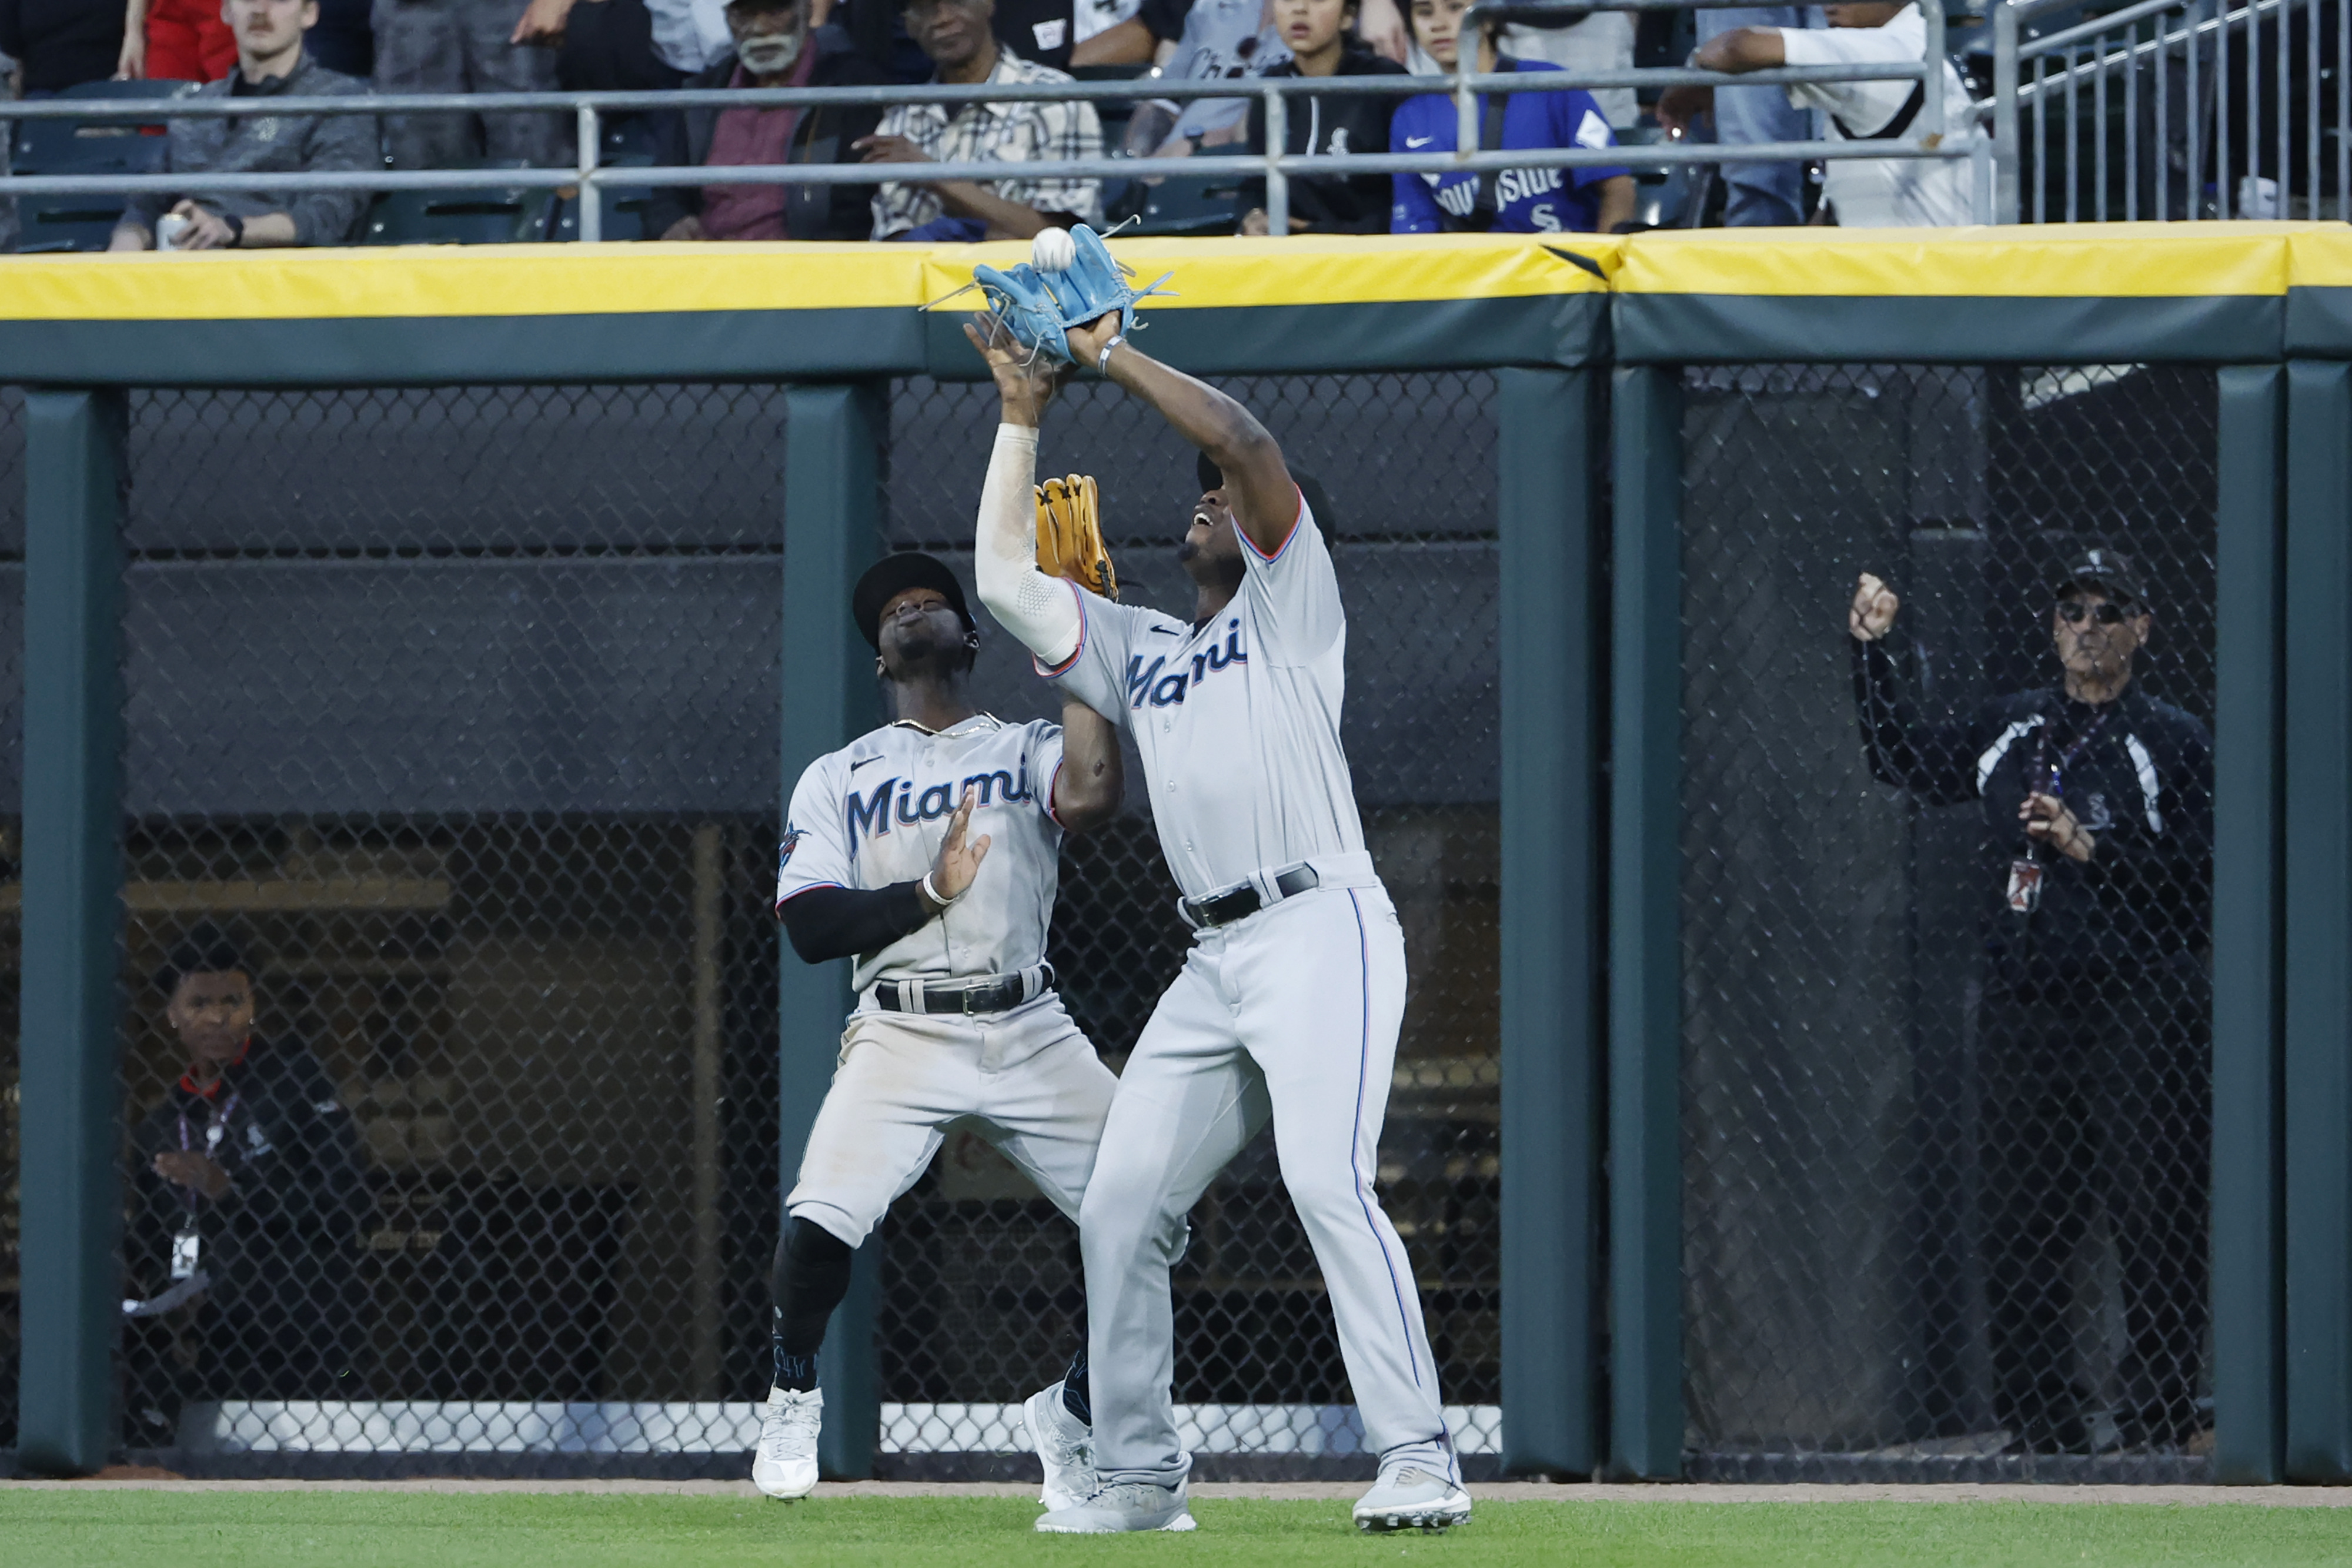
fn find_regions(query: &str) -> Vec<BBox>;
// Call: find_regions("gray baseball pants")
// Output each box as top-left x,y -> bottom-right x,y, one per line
1078,883 -> 1455,1487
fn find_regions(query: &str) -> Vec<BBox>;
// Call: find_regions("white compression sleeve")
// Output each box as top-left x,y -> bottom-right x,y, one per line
973,423 -> 1083,669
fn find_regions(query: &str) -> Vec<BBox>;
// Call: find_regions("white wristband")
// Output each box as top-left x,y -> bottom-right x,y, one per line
1097,335 -> 1126,376
921,871 -> 958,910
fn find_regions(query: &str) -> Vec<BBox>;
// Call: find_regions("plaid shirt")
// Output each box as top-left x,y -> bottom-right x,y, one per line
869,50 -> 1104,239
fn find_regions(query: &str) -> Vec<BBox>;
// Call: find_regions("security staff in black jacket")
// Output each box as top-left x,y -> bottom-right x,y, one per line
123,933 -> 369,1443
1849,549 -> 2214,1453
1235,0 -> 1408,234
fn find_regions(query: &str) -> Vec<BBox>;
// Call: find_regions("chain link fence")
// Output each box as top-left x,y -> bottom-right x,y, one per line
0,373 -> 1504,1475
1680,362 -> 2217,1481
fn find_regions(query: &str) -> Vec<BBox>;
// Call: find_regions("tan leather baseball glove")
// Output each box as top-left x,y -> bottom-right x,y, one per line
1035,474 -> 1118,601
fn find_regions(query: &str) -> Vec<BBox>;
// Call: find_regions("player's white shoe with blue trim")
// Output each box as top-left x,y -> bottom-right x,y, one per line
1352,1468 -> 1472,1533
1034,1480 -> 1197,1533
1021,1381 -> 1095,1513
751,1385 -> 822,1500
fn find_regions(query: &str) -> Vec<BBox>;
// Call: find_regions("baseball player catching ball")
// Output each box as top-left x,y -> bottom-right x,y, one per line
758,551 -> 1127,1501
964,312 -> 1472,1534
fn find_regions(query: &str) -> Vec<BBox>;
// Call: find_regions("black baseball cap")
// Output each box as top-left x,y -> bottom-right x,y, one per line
1194,452 -> 1337,539
853,551 -> 975,649
2052,547 -> 2151,611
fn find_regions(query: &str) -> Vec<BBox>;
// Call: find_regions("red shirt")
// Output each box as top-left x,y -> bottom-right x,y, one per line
701,53 -> 818,241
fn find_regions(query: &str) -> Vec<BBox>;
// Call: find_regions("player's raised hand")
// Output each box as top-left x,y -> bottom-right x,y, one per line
1850,572 -> 1900,641
965,313 -> 1070,429
927,787 -> 993,906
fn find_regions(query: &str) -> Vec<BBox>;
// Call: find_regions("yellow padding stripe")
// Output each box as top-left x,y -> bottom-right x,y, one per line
920,233 -> 1615,312
2286,226 -> 2352,287
0,242 -> 921,320
5,223 -> 2351,322
1612,221 -> 2300,299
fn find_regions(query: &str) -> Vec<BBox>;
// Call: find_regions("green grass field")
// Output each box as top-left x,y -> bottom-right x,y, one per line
6,1493 -> 2352,1568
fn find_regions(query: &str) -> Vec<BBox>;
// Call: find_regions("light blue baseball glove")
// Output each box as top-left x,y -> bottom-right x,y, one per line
971,224 -> 1176,366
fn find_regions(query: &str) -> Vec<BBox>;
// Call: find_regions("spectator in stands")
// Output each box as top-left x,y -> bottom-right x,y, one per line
649,0 -> 893,239
858,0 -> 1101,240
1234,0 -> 1404,234
1682,5 -> 1815,226
119,0 -> 234,81
107,0 -> 376,249
375,0 -> 568,170
0,0 -> 123,92
1389,0 -> 1632,234
1658,0 -> 1977,226
1847,552 -> 2214,1453
511,0 -> 733,88
121,930 -> 370,1446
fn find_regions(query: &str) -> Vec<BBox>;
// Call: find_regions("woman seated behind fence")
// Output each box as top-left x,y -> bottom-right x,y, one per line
1234,0 -> 1409,235
1387,0 -> 1633,235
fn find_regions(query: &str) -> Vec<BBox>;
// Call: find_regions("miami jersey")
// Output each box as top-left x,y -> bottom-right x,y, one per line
1389,58 -> 1626,233
777,714 -> 1066,993
1043,492 -> 1362,900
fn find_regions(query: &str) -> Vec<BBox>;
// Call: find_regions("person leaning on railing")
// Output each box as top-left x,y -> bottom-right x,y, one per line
1847,551 -> 2214,1455
1387,0 -> 1631,234
1234,0 -> 1406,235
1657,0 -> 1979,227
106,0 -> 376,250
857,0 -> 1101,239
646,0 -> 894,240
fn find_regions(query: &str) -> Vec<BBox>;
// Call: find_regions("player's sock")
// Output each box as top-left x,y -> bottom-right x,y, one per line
770,1215 -> 854,1393
1060,1346 -> 1091,1427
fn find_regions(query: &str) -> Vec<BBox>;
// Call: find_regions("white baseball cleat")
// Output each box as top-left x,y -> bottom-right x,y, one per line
1021,1381 -> 1096,1513
751,1385 -> 823,1500
1351,1467 -> 1472,1533
1034,1479 -> 1197,1533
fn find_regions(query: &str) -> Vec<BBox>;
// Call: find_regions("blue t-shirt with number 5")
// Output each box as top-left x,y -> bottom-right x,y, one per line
1389,58 -> 1628,234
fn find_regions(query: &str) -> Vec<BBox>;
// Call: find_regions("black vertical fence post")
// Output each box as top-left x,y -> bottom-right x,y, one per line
1606,365 -> 1683,1480
2212,364 -> 2287,1484
779,381 -> 885,1479
2283,358 -> 2352,1482
1496,367 -> 1602,1477
16,389 -> 127,1477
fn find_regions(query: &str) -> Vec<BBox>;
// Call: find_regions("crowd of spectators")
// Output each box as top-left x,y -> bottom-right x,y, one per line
0,0 -> 1987,248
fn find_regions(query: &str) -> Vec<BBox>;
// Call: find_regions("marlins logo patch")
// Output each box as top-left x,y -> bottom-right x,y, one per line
779,827 -> 808,868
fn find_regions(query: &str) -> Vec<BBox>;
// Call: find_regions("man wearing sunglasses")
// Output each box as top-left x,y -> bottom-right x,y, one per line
1846,548 -> 2214,1456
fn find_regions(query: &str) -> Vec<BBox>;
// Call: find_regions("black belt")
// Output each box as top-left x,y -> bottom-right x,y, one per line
1181,864 -> 1321,930
871,964 -> 1053,1015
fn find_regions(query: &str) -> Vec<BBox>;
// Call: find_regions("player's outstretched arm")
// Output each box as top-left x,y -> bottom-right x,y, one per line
1050,698 -> 1125,833
965,316 -> 1085,667
1064,318 -> 1297,559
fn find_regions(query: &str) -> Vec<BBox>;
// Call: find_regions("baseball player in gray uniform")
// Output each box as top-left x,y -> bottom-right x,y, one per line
965,317 -> 1472,1534
757,550 -> 1125,1503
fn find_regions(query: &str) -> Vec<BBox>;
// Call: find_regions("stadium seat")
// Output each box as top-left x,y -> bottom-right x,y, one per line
1117,173 -> 1241,236
1615,121 -> 1709,231
363,163 -> 558,245
10,78 -> 200,253
548,184 -> 660,242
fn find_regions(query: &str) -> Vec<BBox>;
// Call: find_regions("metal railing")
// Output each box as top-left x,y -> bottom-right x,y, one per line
0,0 -> 1974,243
1992,0 -> 2344,222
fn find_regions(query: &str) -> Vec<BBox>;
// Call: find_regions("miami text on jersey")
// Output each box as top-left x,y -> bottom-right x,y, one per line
1126,619 -> 1247,709
845,758 -> 1037,841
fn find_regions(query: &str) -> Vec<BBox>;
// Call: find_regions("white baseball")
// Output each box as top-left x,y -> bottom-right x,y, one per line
1031,227 -> 1078,272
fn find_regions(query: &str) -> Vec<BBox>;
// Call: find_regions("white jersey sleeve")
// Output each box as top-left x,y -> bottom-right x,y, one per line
1239,487 -> 1344,665
1025,719 -> 1072,827
776,753 -> 855,911
1040,581 -> 1164,729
